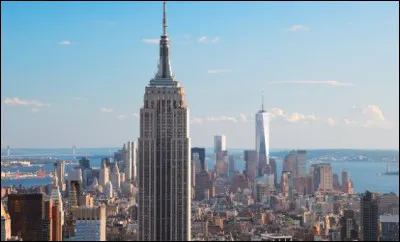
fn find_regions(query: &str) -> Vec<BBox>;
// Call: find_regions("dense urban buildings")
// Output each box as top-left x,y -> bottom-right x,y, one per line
137,2 -> 191,240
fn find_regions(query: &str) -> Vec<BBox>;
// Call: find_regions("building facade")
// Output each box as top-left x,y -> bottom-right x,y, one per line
137,2 -> 191,241
255,93 -> 269,176
361,191 -> 379,241
72,205 -> 106,241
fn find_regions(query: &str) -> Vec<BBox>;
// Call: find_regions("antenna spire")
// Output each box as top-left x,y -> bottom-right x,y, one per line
163,1 -> 167,36
261,89 -> 265,112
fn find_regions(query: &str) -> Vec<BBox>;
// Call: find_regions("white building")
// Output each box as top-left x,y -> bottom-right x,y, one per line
138,2 -> 191,241
255,92 -> 269,176
214,135 -> 226,154
99,160 -> 109,187
111,162 -> 121,189
73,205 -> 106,241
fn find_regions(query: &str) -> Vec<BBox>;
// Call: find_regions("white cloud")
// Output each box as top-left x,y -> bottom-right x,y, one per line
117,115 -> 125,120
204,116 -> 237,123
362,105 -> 392,129
132,113 -> 139,118
197,36 -> 207,43
141,38 -> 159,44
363,105 -> 386,121
198,36 -> 220,43
344,119 -> 356,125
4,97 -> 50,107
239,113 -> 248,122
190,118 -> 203,124
268,80 -> 354,87
271,108 -> 285,117
59,40 -> 72,45
285,25 -> 310,32
207,69 -> 232,74
211,37 -> 220,43
286,112 -> 306,123
31,108 -> 40,113
100,108 -> 113,113
327,118 -> 337,126
73,96 -> 88,101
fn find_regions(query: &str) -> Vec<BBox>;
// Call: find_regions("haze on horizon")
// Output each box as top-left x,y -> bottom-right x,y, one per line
1,1 -> 399,149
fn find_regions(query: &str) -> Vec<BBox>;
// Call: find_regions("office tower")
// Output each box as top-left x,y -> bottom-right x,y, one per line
342,170 -> 349,193
50,168 -> 63,241
124,141 -> 137,182
99,160 -> 109,187
377,193 -> 399,215
281,171 -> 292,197
215,151 -> 228,178
214,135 -> 226,154
192,160 -> 196,187
380,215 -> 399,241
269,158 -> 277,187
72,205 -> 106,241
1,202 -> 11,241
192,152 -> 202,173
228,155 -> 235,177
312,163 -> 333,191
194,170 -> 213,201
111,162 -> 121,189
340,210 -> 359,241
191,148 -> 206,171
79,157 -> 91,170
8,193 -> 45,241
55,160 -> 66,192
137,2 -> 191,240
283,150 -> 295,173
361,191 -> 379,241
294,150 -> 307,178
244,150 -> 258,181
255,91 -> 269,176
42,200 -> 53,241
105,181 -> 113,199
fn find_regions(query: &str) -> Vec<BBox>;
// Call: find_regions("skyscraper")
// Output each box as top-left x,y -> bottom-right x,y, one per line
1,202 -> 11,241
55,160 -> 66,192
72,205 -> 106,241
244,150 -> 258,181
137,2 -> 191,241
191,147 -> 206,171
214,135 -> 226,154
8,193 -> 46,241
361,191 -> 379,241
124,141 -> 137,182
312,163 -> 333,191
255,91 -> 269,176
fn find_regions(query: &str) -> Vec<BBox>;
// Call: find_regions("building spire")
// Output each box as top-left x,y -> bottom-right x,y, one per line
163,1 -> 167,36
261,89 -> 265,112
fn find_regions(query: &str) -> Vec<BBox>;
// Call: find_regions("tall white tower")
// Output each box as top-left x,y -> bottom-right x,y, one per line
138,2 -> 191,241
255,91 -> 270,177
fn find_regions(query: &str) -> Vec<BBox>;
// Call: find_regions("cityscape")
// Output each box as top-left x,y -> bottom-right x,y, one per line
1,1 -> 399,242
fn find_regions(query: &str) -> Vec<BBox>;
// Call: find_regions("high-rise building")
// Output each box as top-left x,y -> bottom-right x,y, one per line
99,160 -> 109,187
214,135 -> 226,154
1,202 -> 11,241
55,160 -> 66,192
192,152 -> 202,174
312,163 -> 333,191
244,150 -> 258,181
42,200 -> 53,241
137,2 -> 191,240
380,215 -> 399,241
342,170 -> 349,193
124,141 -> 137,182
361,191 -> 379,241
269,158 -> 277,187
255,91 -> 269,176
194,170 -> 213,201
339,210 -> 359,241
72,205 -> 106,241
294,150 -> 306,178
228,155 -> 235,177
50,168 -> 63,241
191,148 -> 205,171
8,193 -> 46,241
111,162 -> 121,189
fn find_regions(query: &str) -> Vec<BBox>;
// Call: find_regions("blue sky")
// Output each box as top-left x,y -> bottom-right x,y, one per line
1,1 -> 399,149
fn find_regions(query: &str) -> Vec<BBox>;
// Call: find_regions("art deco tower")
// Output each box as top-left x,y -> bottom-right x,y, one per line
138,2 -> 191,241
255,91 -> 270,176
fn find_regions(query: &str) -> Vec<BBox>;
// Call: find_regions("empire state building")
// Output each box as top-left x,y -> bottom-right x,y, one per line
137,2 -> 191,241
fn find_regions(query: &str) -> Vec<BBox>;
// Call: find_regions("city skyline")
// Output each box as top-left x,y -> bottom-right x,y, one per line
1,1 -> 399,149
